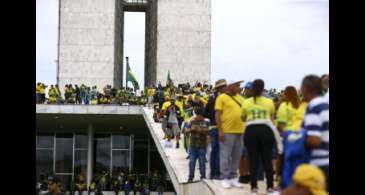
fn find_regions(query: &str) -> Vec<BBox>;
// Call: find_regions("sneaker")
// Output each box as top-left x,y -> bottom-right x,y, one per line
238,176 -> 248,184
267,188 -> 275,195
250,188 -> 258,195
221,179 -> 232,189
200,176 -> 206,180
187,179 -> 193,183
230,178 -> 244,188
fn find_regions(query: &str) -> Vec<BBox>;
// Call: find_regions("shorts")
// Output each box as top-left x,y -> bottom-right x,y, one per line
168,123 -> 180,136
162,117 -> 168,129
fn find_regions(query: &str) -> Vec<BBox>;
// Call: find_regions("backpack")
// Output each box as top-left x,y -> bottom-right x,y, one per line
281,129 -> 311,188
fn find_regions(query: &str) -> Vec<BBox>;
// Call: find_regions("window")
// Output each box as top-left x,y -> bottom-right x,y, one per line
112,150 -> 130,175
36,149 -> 54,177
74,150 -> 88,177
36,133 -> 54,181
75,134 -> 88,149
55,138 -> 73,173
74,134 -> 88,179
112,135 -> 130,149
94,137 -> 111,175
37,133 -> 54,148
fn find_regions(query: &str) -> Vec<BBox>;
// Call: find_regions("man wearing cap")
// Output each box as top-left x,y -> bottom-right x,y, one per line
160,96 -> 171,139
45,175 -> 66,195
215,78 -> 245,188
203,79 -> 227,180
165,96 -> 183,148
238,81 -> 253,184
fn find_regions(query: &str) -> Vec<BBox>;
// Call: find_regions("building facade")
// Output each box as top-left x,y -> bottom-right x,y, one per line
57,0 -> 211,90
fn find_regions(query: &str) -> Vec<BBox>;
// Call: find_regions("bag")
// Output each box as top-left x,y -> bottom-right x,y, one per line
281,129 -> 311,188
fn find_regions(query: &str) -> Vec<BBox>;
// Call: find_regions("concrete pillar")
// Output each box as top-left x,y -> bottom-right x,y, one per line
87,123 -> 94,186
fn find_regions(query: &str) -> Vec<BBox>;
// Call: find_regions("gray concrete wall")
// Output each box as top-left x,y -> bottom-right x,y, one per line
58,0 -> 119,90
114,0 -> 124,88
155,0 -> 211,85
145,0 -> 158,87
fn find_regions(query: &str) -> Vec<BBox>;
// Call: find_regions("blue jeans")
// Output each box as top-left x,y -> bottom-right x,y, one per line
188,146 -> 206,180
208,128 -> 220,178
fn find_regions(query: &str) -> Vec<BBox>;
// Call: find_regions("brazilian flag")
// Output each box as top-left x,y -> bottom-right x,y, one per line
127,63 -> 139,90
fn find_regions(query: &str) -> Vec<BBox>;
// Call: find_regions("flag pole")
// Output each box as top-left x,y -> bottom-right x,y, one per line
125,56 -> 129,89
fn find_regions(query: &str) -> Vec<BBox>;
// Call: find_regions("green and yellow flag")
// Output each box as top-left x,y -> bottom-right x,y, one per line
127,63 -> 139,90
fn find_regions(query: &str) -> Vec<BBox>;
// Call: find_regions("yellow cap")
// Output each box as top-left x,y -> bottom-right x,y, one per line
293,164 -> 328,195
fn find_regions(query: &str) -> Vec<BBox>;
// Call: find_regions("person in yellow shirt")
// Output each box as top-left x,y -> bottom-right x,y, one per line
36,83 -> 42,103
48,85 -> 57,104
39,83 -> 46,104
160,96 -> 171,139
215,78 -> 245,189
276,86 -> 302,133
147,85 -> 156,108
241,79 -> 276,194
175,94 -> 185,115
293,101 -> 307,130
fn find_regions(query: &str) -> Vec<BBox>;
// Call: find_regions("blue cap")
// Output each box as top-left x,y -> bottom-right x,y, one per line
245,82 -> 253,89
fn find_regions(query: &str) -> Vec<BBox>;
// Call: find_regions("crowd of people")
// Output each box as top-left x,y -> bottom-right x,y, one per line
36,73 -> 330,195
35,83 -> 148,106
150,74 -> 329,195
35,82 -> 284,107
37,169 -> 173,195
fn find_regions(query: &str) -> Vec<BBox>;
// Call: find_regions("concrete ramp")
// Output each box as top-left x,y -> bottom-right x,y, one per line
142,107 -> 270,195
142,107 -> 215,195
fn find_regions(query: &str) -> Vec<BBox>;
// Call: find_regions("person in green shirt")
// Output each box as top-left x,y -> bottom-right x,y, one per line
241,79 -> 277,194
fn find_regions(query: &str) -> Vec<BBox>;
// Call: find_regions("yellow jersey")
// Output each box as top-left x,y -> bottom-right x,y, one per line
147,88 -> 156,97
39,86 -> 45,94
175,100 -> 184,114
276,102 -> 298,131
241,96 -> 275,122
215,93 -> 245,134
293,102 -> 308,131
161,101 -> 171,112
36,85 -> 42,94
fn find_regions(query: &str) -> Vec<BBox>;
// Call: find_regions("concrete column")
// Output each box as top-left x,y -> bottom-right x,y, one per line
87,123 -> 94,187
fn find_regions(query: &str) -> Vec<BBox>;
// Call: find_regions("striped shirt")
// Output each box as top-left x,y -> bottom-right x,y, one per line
302,96 -> 329,166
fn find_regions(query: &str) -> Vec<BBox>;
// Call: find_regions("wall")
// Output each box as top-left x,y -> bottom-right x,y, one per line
156,0 -> 211,85
58,0 -> 118,90
114,0 -> 124,89
145,0 -> 158,87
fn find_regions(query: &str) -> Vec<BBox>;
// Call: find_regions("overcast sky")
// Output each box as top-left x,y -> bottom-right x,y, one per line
36,0 -> 328,90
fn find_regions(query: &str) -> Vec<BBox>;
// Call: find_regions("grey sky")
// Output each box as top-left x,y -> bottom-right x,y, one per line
36,0 -> 328,90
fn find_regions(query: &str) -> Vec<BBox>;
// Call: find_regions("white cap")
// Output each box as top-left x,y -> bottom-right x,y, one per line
227,77 -> 244,86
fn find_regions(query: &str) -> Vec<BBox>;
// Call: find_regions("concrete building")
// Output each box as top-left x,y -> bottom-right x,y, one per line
57,0 -> 211,90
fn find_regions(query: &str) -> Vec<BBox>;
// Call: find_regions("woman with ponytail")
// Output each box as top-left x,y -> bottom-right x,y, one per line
241,79 -> 281,194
